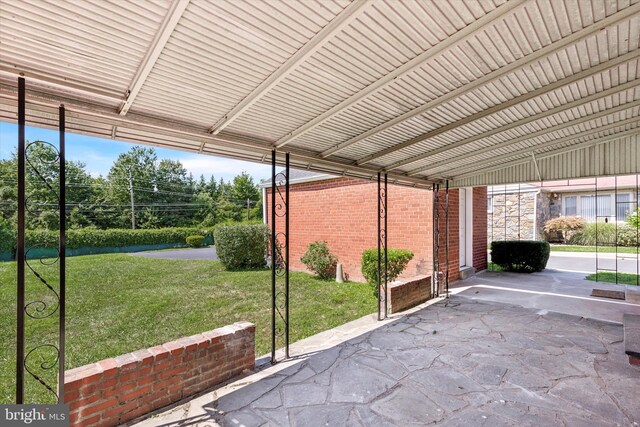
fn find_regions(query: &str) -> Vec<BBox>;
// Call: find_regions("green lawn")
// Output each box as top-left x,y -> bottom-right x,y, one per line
585,272 -> 640,286
0,254 -> 376,403
551,245 -> 638,254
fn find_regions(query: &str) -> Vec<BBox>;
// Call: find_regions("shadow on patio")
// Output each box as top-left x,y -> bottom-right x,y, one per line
132,291 -> 639,427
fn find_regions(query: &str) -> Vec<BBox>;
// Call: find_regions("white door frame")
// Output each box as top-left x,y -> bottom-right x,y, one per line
459,188 -> 473,269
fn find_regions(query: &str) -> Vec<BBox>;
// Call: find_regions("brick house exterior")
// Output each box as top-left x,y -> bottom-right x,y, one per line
264,171 -> 487,283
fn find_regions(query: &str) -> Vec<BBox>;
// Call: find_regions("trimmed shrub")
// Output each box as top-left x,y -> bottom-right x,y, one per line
490,240 -> 550,273
214,223 -> 268,270
543,216 -> 586,243
617,226 -> 639,247
627,207 -> 640,228
361,248 -> 414,286
186,235 -> 205,248
569,223 -> 617,246
300,241 -> 338,280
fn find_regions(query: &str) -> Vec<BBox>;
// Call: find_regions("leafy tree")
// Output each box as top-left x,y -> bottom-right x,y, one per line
0,141 -> 96,230
1,143 -> 264,231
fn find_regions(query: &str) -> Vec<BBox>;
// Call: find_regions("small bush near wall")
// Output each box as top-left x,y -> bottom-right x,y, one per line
543,216 -> 586,243
186,235 -> 205,248
214,223 -> 268,269
361,249 -> 414,286
300,241 -> 338,280
491,240 -> 550,273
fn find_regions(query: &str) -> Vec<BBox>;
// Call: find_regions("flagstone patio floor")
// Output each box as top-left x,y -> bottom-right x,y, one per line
134,292 -> 639,427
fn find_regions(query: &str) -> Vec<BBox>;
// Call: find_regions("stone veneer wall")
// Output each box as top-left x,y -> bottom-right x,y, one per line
488,192 -> 537,243
64,322 -> 255,427
536,191 -> 562,240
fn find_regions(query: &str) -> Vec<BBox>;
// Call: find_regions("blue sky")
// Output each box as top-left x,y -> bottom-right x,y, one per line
0,122 -> 273,183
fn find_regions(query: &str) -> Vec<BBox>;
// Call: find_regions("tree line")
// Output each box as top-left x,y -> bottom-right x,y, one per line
0,144 -> 262,230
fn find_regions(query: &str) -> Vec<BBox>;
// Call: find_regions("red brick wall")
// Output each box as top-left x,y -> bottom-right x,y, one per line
266,177 -> 433,282
473,187 -> 488,271
64,322 -> 255,427
387,275 -> 432,313
265,177 -> 487,283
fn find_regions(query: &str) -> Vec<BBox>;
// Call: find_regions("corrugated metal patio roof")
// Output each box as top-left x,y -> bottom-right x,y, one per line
0,0 -> 638,188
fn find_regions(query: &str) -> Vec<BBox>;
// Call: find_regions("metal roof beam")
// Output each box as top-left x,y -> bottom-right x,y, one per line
358,50 -> 639,166
428,116 -> 640,179
118,0 -> 190,115
406,82 -> 640,175
274,0 -> 527,148
320,3 -> 640,159
0,82 -> 433,189
386,80 -> 639,174
206,0 -> 372,137
0,66 -> 124,101
451,127 -> 640,181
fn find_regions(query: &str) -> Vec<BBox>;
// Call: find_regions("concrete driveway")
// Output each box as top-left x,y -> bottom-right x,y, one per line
548,251 -> 638,275
134,287 -> 639,426
129,246 -> 217,261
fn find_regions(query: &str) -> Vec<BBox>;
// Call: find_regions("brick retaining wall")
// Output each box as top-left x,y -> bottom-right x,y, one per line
387,275 -> 432,314
64,322 -> 255,427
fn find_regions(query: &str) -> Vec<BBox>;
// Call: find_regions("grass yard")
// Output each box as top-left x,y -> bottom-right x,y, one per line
0,254 -> 376,403
551,245 -> 638,254
585,271 -> 640,286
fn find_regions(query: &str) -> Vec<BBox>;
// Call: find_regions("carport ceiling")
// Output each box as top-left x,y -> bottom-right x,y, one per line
0,0 -> 638,188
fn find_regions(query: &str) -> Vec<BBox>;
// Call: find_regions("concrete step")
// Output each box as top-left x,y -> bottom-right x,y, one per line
623,313 -> 640,367
460,266 -> 475,280
626,286 -> 640,304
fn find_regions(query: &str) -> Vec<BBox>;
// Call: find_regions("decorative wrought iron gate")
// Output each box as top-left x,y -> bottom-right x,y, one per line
16,77 -> 66,403
432,181 -> 450,298
377,172 -> 388,320
271,150 -> 289,363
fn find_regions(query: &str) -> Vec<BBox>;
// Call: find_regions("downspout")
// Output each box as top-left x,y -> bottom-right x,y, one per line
262,187 -> 267,225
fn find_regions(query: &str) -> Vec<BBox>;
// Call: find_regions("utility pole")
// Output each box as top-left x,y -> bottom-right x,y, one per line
129,169 -> 135,229
247,198 -> 250,221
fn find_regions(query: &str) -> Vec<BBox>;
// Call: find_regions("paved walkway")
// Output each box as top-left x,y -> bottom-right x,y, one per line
133,291 -> 639,427
129,247 -> 217,261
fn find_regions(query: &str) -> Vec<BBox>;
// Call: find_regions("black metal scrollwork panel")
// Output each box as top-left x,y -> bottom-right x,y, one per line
273,203 -> 288,340
24,345 -> 60,400
271,151 -> 290,362
377,173 -> 388,320
23,140 -> 62,402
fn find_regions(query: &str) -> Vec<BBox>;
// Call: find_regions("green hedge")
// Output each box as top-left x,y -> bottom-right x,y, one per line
361,248 -> 414,286
0,227 -> 214,260
28,228 -> 212,249
214,223 -> 268,270
491,240 -> 550,273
